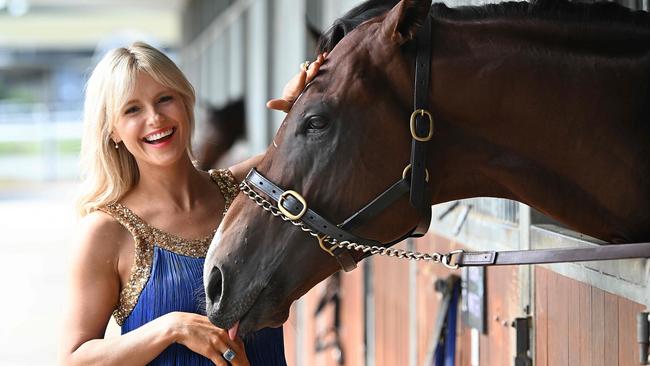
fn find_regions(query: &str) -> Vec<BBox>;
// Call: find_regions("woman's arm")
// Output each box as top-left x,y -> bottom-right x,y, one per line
59,212 -> 247,366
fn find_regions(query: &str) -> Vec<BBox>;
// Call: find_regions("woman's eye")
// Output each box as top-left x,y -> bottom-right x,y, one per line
158,95 -> 173,103
307,116 -> 328,131
125,106 -> 140,115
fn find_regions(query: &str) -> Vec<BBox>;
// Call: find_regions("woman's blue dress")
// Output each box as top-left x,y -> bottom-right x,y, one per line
100,169 -> 286,365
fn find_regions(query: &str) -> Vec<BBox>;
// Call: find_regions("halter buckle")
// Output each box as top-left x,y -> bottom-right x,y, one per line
278,190 -> 307,221
409,109 -> 434,142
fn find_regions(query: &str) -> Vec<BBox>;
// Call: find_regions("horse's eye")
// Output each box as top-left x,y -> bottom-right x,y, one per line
306,116 -> 329,131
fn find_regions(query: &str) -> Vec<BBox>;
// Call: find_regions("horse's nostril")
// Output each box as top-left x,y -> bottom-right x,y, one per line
206,266 -> 223,305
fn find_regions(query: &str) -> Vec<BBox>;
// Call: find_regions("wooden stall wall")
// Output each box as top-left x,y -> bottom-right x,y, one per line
535,267 -> 644,366
283,235 -> 646,365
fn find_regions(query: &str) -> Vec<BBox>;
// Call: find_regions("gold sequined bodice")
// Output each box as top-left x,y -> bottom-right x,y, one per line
98,168 -> 239,325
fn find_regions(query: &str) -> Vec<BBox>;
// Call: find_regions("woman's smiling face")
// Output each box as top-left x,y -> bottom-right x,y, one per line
112,72 -> 190,168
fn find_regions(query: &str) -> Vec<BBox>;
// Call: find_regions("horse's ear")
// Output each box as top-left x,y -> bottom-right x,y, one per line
381,0 -> 431,45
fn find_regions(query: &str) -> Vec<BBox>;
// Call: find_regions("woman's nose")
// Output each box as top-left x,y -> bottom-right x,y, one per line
146,109 -> 163,125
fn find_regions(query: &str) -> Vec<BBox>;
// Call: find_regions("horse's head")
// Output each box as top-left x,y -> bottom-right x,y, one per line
197,99 -> 246,170
204,0 -> 433,336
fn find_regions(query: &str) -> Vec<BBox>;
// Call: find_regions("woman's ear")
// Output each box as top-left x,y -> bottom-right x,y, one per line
111,131 -> 122,144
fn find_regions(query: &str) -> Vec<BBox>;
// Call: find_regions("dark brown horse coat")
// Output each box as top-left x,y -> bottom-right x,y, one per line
204,0 -> 650,336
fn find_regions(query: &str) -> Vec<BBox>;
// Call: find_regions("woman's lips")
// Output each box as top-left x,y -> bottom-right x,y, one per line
142,127 -> 175,144
142,127 -> 176,147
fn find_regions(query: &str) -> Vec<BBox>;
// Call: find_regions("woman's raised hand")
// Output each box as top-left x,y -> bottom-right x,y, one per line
266,52 -> 327,113
165,312 -> 250,366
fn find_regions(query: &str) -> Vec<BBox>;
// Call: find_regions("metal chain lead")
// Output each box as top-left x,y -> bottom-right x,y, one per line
239,181 -> 460,268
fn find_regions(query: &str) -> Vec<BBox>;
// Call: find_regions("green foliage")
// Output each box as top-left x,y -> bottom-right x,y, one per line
0,139 -> 81,156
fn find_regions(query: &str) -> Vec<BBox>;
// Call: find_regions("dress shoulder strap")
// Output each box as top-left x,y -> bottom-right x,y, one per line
97,202 -> 149,239
209,168 -> 240,213
96,203 -> 155,325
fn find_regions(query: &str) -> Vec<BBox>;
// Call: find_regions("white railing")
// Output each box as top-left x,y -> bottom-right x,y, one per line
0,101 -> 83,181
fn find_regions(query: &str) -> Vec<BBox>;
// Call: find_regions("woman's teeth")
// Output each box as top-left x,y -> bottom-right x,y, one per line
144,128 -> 174,143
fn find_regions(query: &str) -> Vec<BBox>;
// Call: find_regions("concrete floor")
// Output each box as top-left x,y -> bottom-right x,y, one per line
0,181 -> 119,365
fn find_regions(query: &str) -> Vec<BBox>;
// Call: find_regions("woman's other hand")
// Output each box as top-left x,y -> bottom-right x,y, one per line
165,312 -> 250,366
266,52 -> 327,113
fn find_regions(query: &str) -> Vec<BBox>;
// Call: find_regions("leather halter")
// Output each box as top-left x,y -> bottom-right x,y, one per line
241,14 -> 436,272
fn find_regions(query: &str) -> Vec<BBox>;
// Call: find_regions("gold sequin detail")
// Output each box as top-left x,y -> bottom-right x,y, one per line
209,168 -> 240,214
99,203 -> 215,325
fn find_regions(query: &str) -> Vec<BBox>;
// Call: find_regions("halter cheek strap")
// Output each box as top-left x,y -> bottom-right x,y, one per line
409,10 -> 434,214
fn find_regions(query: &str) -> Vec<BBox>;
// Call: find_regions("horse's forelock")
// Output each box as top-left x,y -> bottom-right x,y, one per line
317,0 -> 400,53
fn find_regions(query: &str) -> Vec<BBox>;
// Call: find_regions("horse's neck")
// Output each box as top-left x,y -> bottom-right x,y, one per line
427,17 -> 650,242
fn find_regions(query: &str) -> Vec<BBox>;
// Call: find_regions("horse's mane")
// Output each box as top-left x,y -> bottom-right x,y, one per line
433,0 -> 650,29
317,0 -> 650,54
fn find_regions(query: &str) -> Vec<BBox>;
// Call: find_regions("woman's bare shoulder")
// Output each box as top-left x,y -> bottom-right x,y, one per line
75,210 -> 132,262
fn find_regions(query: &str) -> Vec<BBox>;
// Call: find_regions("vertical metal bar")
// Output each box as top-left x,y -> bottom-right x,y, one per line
638,312 -> 649,365
470,328 -> 480,366
246,0 -> 272,153
518,202 -> 534,361
408,239 -> 417,366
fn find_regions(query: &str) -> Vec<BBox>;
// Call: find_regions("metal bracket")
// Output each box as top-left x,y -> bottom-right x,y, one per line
512,317 -> 533,366
638,312 -> 649,365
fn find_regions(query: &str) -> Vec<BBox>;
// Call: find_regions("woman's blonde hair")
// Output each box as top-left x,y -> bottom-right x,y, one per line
76,42 -> 196,217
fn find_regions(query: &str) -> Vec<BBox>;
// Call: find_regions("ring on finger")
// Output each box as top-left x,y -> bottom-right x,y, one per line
300,60 -> 311,71
222,348 -> 236,362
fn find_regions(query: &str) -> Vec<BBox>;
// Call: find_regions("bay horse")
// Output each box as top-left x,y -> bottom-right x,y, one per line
195,99 -> 246,171
204,0 -> 650,336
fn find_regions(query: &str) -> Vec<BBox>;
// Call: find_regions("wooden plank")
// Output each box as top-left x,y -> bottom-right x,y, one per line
578,281 -> 592,366
535,266 -> 549,366
283,302 -> 297,366
340,264 -> 365,366
304,282 -> 320,366
456,319 -> 471,366
415,234 -> 450,366
374,248 -> 410,366
547,270 -> 569,366
485,265 -> 518,366
479,328 -> 490,366
604,292 -> 619,366
591,287 -> 605,366
619,297 -> 644,366
568,278 -> 580,366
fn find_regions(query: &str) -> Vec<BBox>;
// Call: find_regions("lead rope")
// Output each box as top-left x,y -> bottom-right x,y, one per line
239,181 -> 463,269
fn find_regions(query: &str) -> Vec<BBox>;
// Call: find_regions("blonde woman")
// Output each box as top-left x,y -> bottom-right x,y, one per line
59,42 -> 324,366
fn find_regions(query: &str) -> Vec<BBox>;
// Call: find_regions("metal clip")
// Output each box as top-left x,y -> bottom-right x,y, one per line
317,235 -> 336,256
442,249 -> 464,270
